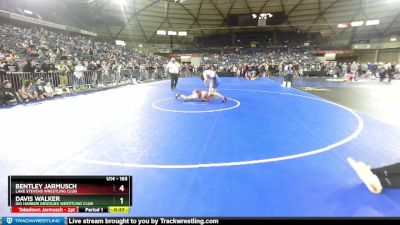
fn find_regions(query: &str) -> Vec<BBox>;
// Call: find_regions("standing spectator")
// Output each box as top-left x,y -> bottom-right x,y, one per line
56,61 -> 69,92
367,62 -> 374,76
166,57 -> 180,90
101,61 -> 109,86
139,63 -> 149,82
66,60 -> 75,88
388,63 -> 395,83
240,63 -> 248,79
22,60 -> 35,73
154,63 -> 163,80
371,63 -> 378,78
95,61 -> 102,86
0,65 -> 6,84
197,65 -> 203,77
48,58 -> 57,72
351,61 -> 358,81
282,64 -> 295,87
3,60 -> 19,72
74,61 -> 85,89
360,63 -> 368,77
31,60 -> 40,73
41,59 -> 57,73
378,63 -> 386,82
40,59 -> 51,73
87,61 -> 97,87
342,63 -> 348,77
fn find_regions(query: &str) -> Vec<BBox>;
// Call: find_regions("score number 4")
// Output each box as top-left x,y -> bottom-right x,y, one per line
118,185 -> 126,205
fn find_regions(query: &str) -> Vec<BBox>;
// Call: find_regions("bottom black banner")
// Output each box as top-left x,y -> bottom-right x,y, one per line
66,217 -> 400,225
2,217 -> 400,225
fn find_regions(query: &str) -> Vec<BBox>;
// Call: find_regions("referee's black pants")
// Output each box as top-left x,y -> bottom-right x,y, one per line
170,73 -> 178,89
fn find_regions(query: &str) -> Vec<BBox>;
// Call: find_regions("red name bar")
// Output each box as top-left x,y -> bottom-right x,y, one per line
12,206 -> 78,213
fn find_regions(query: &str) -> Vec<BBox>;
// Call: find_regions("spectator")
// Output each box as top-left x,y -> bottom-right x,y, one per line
388,63 -> 395,83
48,58 -> 57,72
43,81 -> 56,98
360,63 -> 368,77
0,80 -> 22,106
0,22 -> 167,78
56,60 -> 69,91
40,59 -> 51,73
344,69 -> 355,82
22,59 -> 35,73
33,77 -> 46,99
73,61 -> 85,89
378,63 -> 386,82
282,64 -> 295,87
350,62 -> 358,80
3,60 -> 19,72
18,80 -> 37,100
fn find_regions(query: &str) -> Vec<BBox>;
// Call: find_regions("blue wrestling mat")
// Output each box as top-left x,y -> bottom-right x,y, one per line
0,77 -> 399,216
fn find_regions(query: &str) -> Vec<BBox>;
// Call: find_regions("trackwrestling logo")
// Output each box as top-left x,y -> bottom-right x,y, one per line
1,217 -> 65,225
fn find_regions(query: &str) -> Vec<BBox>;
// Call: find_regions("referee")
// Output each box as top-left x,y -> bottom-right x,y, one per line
166,57 -> 181,90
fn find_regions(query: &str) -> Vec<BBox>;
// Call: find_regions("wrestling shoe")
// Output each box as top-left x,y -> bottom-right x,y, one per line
222,97 -> 227,103
347,157 -> 383,194
175,94 -> 181,99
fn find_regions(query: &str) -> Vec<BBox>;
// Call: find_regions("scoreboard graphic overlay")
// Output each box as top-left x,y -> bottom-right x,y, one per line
8,176 -> 132,213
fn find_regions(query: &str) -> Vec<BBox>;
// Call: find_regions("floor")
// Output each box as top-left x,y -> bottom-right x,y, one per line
291,77 -> 400,128
0,77 -> 399,217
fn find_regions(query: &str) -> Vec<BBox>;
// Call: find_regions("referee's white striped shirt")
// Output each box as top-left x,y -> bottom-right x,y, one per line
166,61 -> 180,74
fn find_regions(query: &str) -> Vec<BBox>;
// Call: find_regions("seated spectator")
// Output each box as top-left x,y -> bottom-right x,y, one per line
43,81 -> 56,98
18,80 -> 37,100
344,69 -> 355,82
33,77 -> 46,99
0,80 -> 22,106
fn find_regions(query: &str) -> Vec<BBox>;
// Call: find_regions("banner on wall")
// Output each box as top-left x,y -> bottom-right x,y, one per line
180,55 -> 191,62
324,53 -> 336,61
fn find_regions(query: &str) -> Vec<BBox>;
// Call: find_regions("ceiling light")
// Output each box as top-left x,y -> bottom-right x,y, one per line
178,31 -> 187,36
23,9 -> 33,15
157,30 -> 167,35
115,40 -> 126,46
167,31 -> 177,36
366,20 -> 379,26
337,23 -> 349,28
114,0 -> 126,5
351,21 -> 364,27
